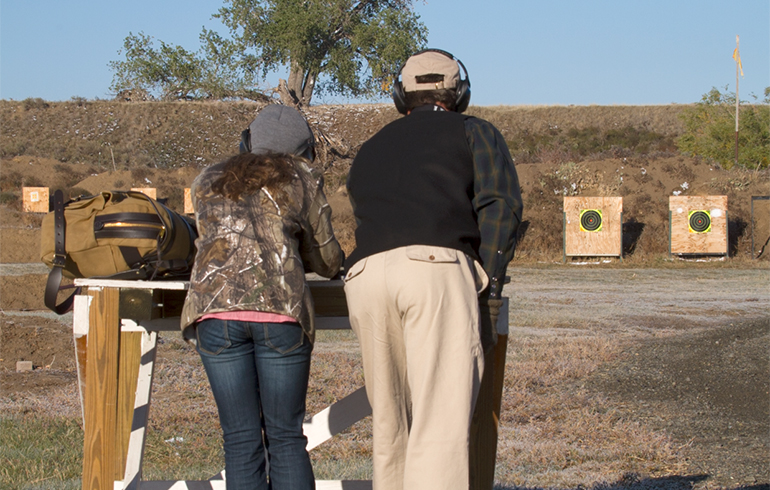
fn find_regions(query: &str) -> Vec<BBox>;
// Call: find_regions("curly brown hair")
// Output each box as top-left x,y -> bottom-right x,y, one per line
210,152 -> 297,201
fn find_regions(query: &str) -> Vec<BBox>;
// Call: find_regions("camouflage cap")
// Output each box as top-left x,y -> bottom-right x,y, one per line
401,50 -> 461,92
249,105 -> 315,156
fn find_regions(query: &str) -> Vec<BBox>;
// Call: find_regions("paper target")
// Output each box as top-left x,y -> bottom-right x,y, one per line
688,210 -> 711,233
579,209 -> 603,232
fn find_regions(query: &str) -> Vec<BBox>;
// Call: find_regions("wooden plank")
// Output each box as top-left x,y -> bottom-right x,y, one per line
122,331 -> 158,490
116,331 -> 143,479
125,480 -> 370,490
316,482 -> 372,490
315,317 -> 351,330
73,294 -> 91,427
669,196 -> 728,255
309,280 -> 348,317
304,386 -> 371,450
22,186 -> 49,213
75,279 -> 189,290
564,196 -> 623,257
184,188 -> 194,214
83,287 -> 121,490
126,482 -> 226,490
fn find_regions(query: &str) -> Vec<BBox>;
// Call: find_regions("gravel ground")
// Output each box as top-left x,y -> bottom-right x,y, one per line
2,265 -> 768,488
502,267 -> 769,489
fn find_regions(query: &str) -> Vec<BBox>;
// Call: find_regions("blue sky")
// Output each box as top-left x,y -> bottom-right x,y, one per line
1,0 -> 768,106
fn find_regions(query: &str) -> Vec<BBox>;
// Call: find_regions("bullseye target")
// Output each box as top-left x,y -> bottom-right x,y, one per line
669,196 -> 727,255
688,210 -> 711,233
564,197 -> 622,258
579,209 -> 603,232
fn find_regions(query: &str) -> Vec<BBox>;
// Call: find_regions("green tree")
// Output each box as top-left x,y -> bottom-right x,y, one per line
213,0 -> 427,106
110,1 -> 428,105
109,32 -> 267,101
677,86 -> 770,170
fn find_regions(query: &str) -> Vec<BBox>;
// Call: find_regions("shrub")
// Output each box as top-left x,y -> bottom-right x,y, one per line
22,97 -> 49,110
0,170 -> 24,192
0,191 -> 18,205
677,87 -> 770,170
506,126 -> 675,164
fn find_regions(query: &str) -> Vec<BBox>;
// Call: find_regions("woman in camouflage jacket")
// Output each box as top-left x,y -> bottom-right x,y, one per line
181,105 -> 343,490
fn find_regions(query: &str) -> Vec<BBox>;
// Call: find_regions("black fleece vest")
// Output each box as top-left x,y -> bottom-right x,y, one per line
346,107 -> 481,268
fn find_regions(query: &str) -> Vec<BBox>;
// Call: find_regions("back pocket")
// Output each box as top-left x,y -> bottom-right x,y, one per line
196,320 -> 232,356
264,323 -> 305,354
344,257 -> 367,283
404,245 -> 459,264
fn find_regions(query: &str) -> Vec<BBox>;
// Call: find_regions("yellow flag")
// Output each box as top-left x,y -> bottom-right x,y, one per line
733,48 -> 744,77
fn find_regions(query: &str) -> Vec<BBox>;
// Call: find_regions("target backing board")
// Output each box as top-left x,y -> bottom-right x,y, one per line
564,196 -> 623,257
22,187 -> 49,213
669,195 -> 728,255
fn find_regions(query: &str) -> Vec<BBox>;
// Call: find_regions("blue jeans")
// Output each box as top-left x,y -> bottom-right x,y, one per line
196,319 -> 315,490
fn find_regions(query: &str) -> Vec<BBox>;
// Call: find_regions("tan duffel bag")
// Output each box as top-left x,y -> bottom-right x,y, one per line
41,189 -> 197,313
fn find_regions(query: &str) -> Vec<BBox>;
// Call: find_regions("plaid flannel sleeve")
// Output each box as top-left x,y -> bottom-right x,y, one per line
466,117 -> 523,298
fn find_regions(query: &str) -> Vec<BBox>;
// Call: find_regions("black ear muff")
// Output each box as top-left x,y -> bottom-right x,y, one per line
453,60 -> 471,113
392,77 -> 409,115
392,48 -> 471,115
239,128 -> 251,154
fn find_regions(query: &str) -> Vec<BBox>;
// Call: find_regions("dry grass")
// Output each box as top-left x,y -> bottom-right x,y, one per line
0,100 -> 687,171
495,335 -> 685,488
0,100 -> 264,170
0,328 -> 689,488
468,105 -> 687,137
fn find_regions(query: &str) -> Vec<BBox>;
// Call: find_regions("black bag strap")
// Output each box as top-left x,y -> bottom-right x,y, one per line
94,212 -> 163,226
44,190 -> 81,314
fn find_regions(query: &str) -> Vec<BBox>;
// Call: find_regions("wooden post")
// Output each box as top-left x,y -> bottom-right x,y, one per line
82,287 -> 121,490
184,188 -> 194,214
469,298 -> 509,490
734,35 -> 741,167
73,295 -> 91,426
116,332 -> 143,478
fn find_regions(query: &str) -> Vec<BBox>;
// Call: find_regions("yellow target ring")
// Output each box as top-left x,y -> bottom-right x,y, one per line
579,209 -> 603,232
688,210 -> 711,233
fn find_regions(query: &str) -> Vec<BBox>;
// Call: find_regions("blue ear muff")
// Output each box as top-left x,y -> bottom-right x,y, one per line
392,49 -> 471,114
239,128 -> 251,153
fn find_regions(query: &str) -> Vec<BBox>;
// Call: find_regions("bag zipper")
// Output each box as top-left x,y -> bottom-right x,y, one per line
102,221 -> 165,233
94,215 -> 166,240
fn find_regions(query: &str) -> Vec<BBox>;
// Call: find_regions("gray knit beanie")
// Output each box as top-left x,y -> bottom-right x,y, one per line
248,105 -> 315,156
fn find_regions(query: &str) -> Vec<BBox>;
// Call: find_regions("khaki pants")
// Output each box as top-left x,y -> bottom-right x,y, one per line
344,246 -> 487,490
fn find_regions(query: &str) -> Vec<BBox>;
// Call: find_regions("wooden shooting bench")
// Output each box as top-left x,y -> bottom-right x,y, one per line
71,278 -> 509,490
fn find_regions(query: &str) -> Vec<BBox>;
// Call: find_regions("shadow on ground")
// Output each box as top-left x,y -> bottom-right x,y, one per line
495,474 -> 769,490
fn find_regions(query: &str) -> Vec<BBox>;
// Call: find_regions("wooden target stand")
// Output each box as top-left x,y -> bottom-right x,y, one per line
72,278 -> 509,490
669,196 -> 728,257
751,196 -> 770,259
563,197 -> 623,263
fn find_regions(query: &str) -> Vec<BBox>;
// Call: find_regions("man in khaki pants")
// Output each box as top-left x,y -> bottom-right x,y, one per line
344,49 -> 522,490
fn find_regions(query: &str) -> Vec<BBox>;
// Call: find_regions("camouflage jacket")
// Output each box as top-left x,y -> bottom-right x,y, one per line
180,158 -> 343,343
